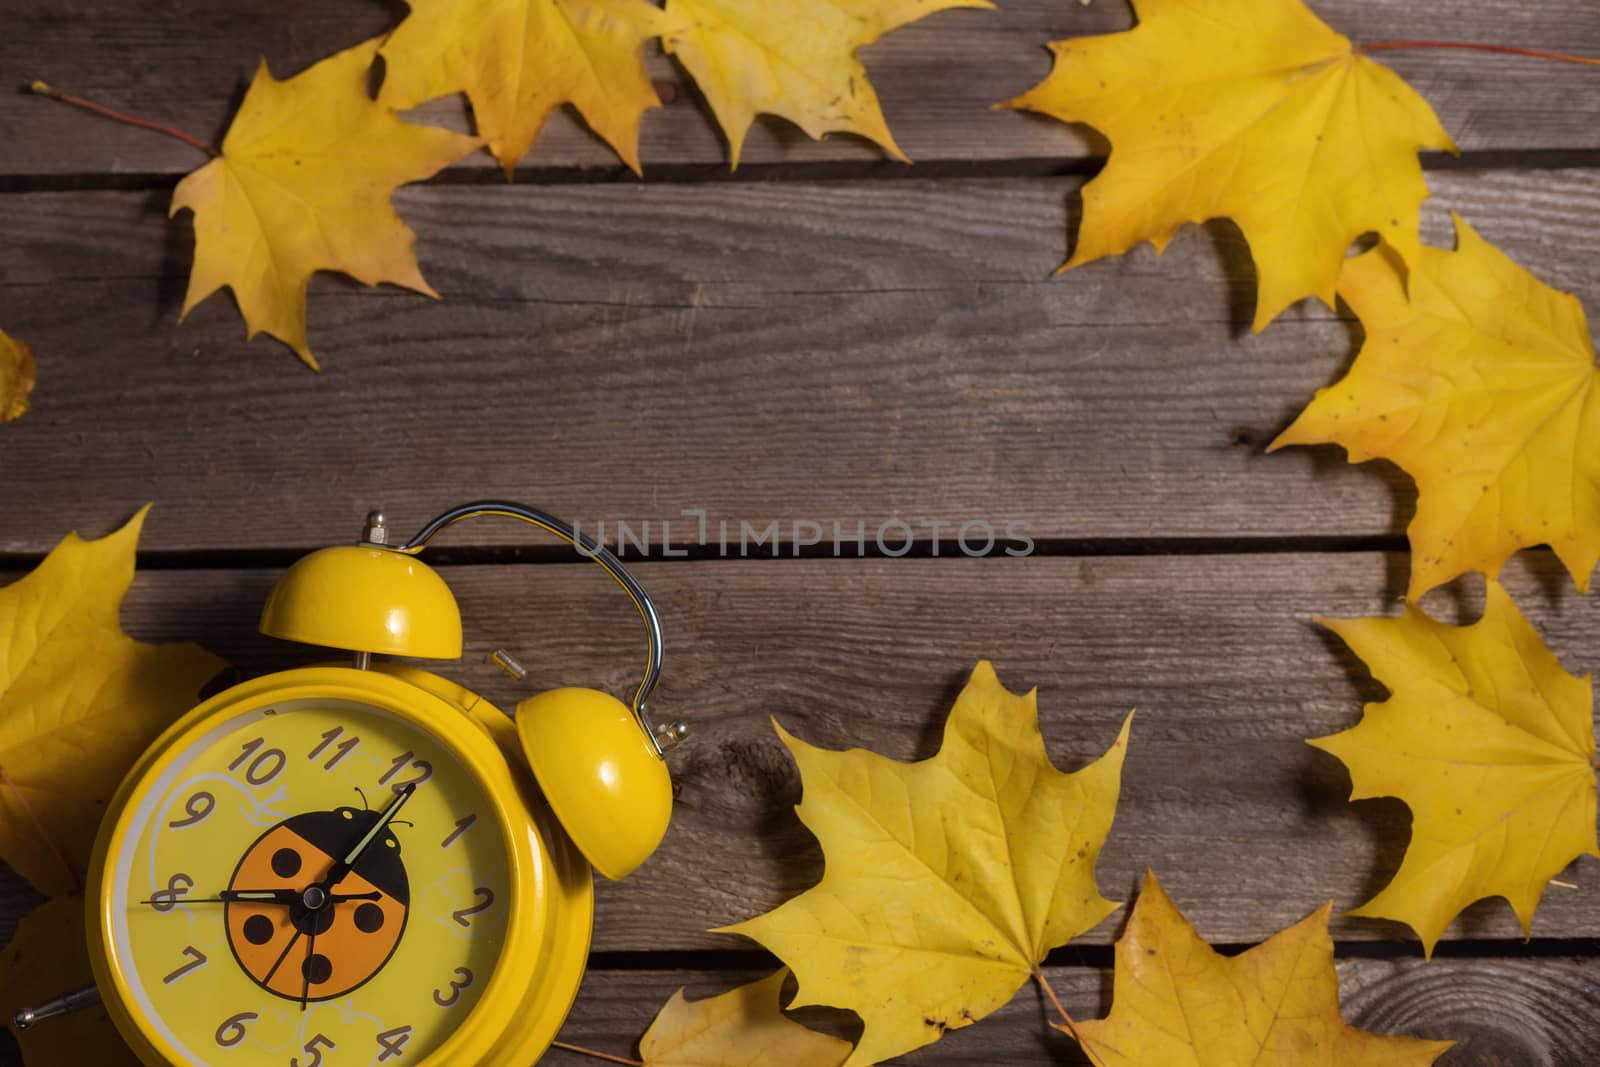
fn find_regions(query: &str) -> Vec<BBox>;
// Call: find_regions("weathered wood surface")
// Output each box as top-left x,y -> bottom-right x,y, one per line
83,550 -> 1596,953
4,0 -> 1600,179
3,168 -> 1598,556
555,959 -> 1600,1065
4,0 -> 1599,1057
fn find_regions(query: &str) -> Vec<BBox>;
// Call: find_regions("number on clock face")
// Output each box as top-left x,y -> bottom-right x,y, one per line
108,698 -> 510,1065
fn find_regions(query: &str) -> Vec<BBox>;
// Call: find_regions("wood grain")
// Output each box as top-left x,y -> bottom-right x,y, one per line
3,0 -> 1598,178
3,0 -> 1597,1054
67,549 -> 1594,953
553,958 -> 1600,1066
555,959 -> 1600,1066
3,169 -> 1598,556
1340,957 -> 1600,1066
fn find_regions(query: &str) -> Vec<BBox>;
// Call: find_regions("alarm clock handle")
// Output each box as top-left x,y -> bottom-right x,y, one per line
395,501 -> 684,757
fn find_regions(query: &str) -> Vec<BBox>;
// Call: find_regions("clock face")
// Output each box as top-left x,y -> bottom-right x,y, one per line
106,697 -> 513,1066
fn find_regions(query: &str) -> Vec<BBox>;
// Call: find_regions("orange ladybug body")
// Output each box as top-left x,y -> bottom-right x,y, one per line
224,805 -> 410,1002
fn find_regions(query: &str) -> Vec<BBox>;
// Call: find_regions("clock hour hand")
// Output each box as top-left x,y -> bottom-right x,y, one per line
136,887 -> 297,907
222,888 -> 300,905
322,782 -> 415,891
219,888 -> 384,904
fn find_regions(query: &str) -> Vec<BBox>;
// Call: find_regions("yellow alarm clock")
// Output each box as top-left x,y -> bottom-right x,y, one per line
15,502 -> 688,1067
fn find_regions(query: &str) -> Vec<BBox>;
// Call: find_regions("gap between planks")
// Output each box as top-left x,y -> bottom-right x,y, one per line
2,147 -> 1600,196
580,937 -> 1600,973
3,533 -> 1414,575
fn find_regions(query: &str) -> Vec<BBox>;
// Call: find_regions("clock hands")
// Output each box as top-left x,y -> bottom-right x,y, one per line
137,889 -> 382,907
267,789 -> 411,1010
136,789 -> 417,1007
321,782 -> 415,893
139,786 -> 416,910
222,889 -> 293,904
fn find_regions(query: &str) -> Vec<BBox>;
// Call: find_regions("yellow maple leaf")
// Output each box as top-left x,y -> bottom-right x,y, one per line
662,0 -> 993,169
0,897 -> 140,1066
171,39 -> 479,370
380,0 -> 665,176
0,507 -> 226,896
1272,216 -> 1600,597
638,969 -> 851,1066
718,661 -> 1131,1066
1308,581 -> 1597,955
1070,871 -> 1453,1065
0,329 -> 36,423
1004,0 -> 1456,331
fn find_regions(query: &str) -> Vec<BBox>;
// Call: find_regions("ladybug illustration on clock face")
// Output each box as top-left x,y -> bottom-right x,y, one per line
104,702 -> 518,1062
224,802 -> 411,1002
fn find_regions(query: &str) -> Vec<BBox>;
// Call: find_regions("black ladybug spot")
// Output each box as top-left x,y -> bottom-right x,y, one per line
354,903 -> 385,933
243,915 -> 275,946
271,848 -> 302,878
302,954 -> 333,985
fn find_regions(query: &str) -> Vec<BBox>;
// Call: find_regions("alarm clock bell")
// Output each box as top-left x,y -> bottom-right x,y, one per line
259,542 -> 464,659
258,502 -> 686,880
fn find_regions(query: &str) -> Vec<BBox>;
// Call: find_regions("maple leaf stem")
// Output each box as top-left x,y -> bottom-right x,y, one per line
1033,968 -> 1083,1041
1360,41 -> 1600,69
548,1040 -> 644,1066
27,81 -> 219,158
0,764 -> 79,893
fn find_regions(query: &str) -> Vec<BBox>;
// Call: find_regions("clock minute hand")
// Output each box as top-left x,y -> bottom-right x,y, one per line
322,782 -> 416,891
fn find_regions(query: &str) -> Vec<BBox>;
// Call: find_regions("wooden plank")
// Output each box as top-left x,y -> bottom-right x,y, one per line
1337,957 -> 1600,1067
556,959 -> 1600,1065
86,550 -> 1600,951
3,0 -> 1598,178
4,168 -> 1598,555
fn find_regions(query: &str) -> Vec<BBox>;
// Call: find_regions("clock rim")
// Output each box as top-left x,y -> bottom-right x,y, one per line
84,666 -> 591,1067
